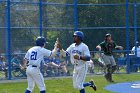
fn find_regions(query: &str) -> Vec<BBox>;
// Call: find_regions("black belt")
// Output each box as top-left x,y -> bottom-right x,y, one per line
27,65 -> 37,67
32,65 -> 37,67
74,64 -> 78,66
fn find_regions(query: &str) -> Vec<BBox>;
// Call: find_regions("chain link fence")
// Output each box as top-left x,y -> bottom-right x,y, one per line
0,0 -> 140,80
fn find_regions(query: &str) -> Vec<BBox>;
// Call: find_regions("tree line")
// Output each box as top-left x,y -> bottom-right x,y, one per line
0,0 -> 140,53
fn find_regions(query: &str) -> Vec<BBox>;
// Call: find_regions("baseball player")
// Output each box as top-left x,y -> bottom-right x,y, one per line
96,33 -> 123,82
57,31 -> 97,93
23,36 -> 58,93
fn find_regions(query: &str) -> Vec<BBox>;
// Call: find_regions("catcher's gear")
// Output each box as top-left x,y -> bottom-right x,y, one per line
106,64 -> 112,74
36,36 -> 46,46
111,65 -> 117,74
73,31 -> 84,41
105,64 -> 115,82
104,73 -> 114,82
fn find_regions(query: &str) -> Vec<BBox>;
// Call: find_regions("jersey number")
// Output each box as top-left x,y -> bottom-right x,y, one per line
30,51 -> 37,60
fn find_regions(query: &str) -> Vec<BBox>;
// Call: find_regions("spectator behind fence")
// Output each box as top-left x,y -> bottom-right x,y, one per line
87,59 -> 94,73
0,56 -> 8,77
11,54 -> 22,70
58,57 -> 69,76
11,54 -> 26,77
131,41 -> 140,57
44,56 -> 68,76
131,41 -> 140,72
43,57 -> 52,76
51,49 -> 69,76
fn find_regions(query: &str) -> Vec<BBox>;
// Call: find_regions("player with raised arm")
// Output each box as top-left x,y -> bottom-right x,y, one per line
23,36 -> 58,93
57,31 -> 97,93
96,33 -> 123,82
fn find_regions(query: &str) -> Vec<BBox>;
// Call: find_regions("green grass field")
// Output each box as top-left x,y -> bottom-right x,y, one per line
0,74 -> 140,93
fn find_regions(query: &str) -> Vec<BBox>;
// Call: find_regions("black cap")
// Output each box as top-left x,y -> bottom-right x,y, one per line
105,33 -> 111,37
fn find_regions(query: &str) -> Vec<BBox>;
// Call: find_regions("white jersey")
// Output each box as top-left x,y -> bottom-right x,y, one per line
132,46 -> 140,57
25,46 -> 52,67
66,42 -> 90,66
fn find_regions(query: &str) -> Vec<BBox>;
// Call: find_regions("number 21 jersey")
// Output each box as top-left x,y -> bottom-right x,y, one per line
24,46 -> 52,67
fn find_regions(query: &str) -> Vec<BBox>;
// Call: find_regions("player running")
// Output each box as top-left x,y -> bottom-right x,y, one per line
23,36 -> 58,93
96,33 -> 123,82
57,31 -> 97,93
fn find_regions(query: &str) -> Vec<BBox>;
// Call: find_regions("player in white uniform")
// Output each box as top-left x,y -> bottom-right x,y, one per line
131,41 -> 140,72
23,36 -> 57,93
57,31 -> 97,93
132,41 -> 140,57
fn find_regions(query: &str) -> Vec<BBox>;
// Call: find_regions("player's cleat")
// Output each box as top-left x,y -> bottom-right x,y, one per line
25,90 -> 31,93
89,80 -> 97,91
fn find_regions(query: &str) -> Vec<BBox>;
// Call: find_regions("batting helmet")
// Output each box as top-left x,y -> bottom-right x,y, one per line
73,31 -> 84,41
36,36 -> 46,46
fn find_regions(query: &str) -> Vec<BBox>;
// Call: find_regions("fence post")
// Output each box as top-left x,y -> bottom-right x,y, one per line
133,3 -> 137,57
125,0 -> 130,74
6,0 -> 12,80
74,0 -> 78,31
39,0 -> 43,36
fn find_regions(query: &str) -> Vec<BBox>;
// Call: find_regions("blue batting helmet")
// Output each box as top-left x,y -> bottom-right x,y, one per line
36,36 -> 46,46
73,31 -> 84,41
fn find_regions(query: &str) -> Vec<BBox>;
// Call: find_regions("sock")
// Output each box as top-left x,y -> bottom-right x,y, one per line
83,82 -> 91,87
25,90 -> 31,93
80,89 -> 85,93
40,90 -> 46,93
